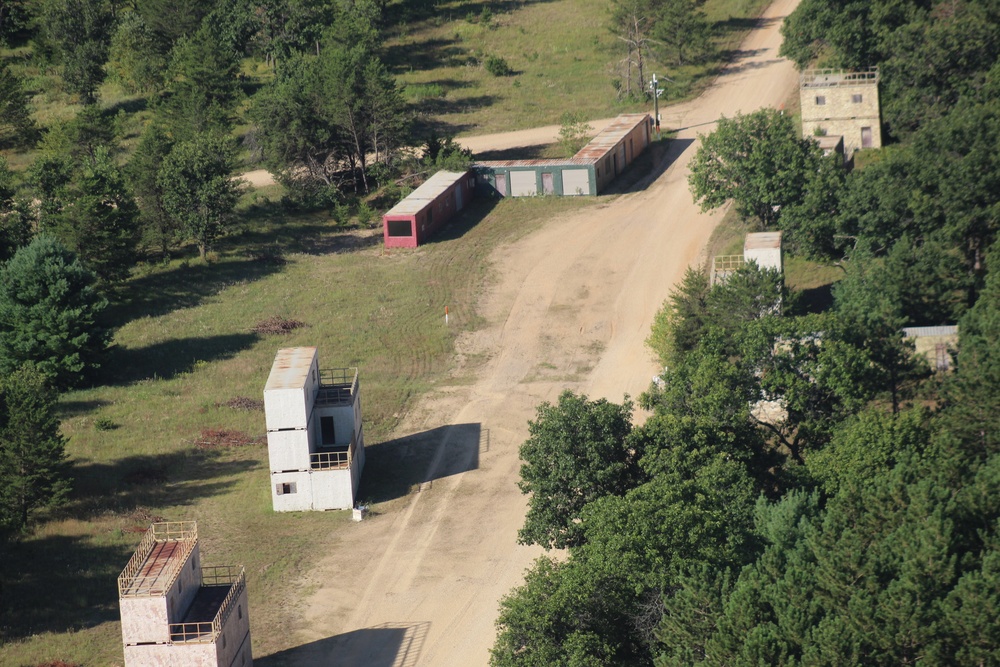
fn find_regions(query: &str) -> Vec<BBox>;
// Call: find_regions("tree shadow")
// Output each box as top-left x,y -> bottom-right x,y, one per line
359,423 -> 483,502
474,144 -> 560,161
100,332 -> 260,386
104,96 -> 148,115
106,258 -> 285,327
387,37 -> 472,72
790,283 -> 835,315
0,450 -> 261,641
714,16 -> 780,33
422,197 -> 499,246
64,448 -> 262,522
413,94 -> 497,118
256,622 -> 430,667
56,398 -> 110,418
0,533 -> 133,641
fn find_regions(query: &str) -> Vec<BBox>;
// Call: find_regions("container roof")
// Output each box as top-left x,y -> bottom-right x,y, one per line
903,325 -> 959,338
744,231 -> 782,251
265,346 -> 318,391
475,158 -> 593,168
384,170 -> 470,217
572,114 -> 651,162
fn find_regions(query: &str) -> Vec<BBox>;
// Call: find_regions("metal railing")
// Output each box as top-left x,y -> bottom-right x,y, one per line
801,67 -> 879,87
168,567 -> 246,644
310,429 -> 359,470
118,522 -> 198,598
713,255 -> 745,271
315,368 -> 359,406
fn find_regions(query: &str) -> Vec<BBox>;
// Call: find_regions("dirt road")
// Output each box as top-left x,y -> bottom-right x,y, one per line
281,1 -> 801,664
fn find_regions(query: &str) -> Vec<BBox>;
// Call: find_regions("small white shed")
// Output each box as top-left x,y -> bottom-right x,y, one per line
744,231 -> 783,273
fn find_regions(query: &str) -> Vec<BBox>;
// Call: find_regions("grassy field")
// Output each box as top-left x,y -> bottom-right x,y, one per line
388,0 -> 774,137
0,189 -> 598,665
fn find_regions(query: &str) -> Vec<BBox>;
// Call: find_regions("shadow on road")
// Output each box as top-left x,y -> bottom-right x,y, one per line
360,423 -> 484,502
256,621 -> 430,667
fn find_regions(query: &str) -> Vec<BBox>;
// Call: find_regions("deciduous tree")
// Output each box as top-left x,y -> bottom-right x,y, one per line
688,109 -> 822,228
517,391 -> 638,549
158,133 -> 244,260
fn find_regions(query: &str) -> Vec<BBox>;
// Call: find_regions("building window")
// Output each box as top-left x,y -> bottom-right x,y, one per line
320,416 -> 336,445
276,482 -> 296,495
852,93 -> 863,103
386,220 -> 411,237
815,95 -> 826,105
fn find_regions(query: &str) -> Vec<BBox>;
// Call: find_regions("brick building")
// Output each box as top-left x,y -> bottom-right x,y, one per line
799,68 -> 882,155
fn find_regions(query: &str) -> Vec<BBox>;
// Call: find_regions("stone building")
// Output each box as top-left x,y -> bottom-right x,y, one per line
118,522 -> 252,667
799,68 -> 882,155
263,346 -> 364,512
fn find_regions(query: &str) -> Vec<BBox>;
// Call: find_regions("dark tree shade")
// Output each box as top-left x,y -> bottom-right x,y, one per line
0,235 -> 110,387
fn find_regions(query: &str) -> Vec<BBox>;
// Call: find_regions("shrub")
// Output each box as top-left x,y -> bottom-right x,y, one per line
484,55 -> 513,77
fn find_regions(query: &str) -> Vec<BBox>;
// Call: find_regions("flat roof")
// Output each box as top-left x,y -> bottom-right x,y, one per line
572,114 -> 651,162
119,522 -> 198,598
384,170 -> 469,217
264,347 -> 317,392
801,67 -> 879,88
744,231 -> 782,250
475,158 -> 593,168
903,325 -> 959,338
814,135 -> 843,150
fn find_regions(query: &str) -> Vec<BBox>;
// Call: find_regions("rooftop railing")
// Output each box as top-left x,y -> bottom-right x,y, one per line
118,521 -> 198,598
315,368 -> 359,406
311,428 -> 360,470
801,67 -> 879,87
168,566 -> 246,644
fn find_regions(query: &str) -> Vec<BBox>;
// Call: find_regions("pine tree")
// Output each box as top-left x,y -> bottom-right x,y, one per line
0,366 -> 69,535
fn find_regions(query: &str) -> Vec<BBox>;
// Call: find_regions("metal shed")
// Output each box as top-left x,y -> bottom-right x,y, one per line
382,169 -> 475,248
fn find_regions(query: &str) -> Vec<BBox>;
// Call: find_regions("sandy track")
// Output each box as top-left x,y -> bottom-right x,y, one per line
282,2 -> 801,664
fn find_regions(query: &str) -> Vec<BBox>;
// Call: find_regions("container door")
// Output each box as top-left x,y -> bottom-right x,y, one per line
495,173 -> 507,197
455,185 -> 463,210
861,127 -> 873,148
542,172 -> 555,195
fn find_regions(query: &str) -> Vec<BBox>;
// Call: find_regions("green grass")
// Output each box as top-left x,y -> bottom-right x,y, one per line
388,0 -> 774,137
0,192 -> 600,666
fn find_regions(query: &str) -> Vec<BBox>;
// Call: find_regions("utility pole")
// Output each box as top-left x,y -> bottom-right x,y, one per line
650,73 -> 662,138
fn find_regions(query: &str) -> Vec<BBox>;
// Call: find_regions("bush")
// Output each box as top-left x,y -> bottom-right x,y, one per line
484,55 -> 513,77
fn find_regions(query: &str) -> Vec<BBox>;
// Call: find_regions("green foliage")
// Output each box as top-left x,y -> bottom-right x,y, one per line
0,157 -> 32,261
158,132 -> 244,259
51,147 -> 142,282
647,267 -> 709,366
422,133 -> 473,171
517,391 -> 638,549
161,23 -> 242,140
128,122 -> 177,257
491,557 -> 642,666
250,29 -> 408,194
0,60 -> 36,148
484,54 -> 513,77
688,109 -> 822,228
33,0 -> 114,101
557,112 -> 593,158
107,11 -> 166,93
137,0 -> 210,55
0,366 -> 69,537
0,236 -> 110,387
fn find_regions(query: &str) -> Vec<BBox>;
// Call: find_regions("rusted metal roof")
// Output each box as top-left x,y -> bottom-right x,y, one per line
264,347 -> 317,391
475,158 -> 593,168
572,114 -> 651,162
384,170 -> 469,217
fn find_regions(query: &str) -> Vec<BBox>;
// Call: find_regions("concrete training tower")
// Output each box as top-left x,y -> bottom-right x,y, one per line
799,68 -> 882,155
263,346 -> 365,512
118,521 -> 252,667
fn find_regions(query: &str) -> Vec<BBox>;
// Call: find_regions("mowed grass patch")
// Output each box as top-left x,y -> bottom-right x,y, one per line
0,193 -> 599,665
388,0 -> 774,137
